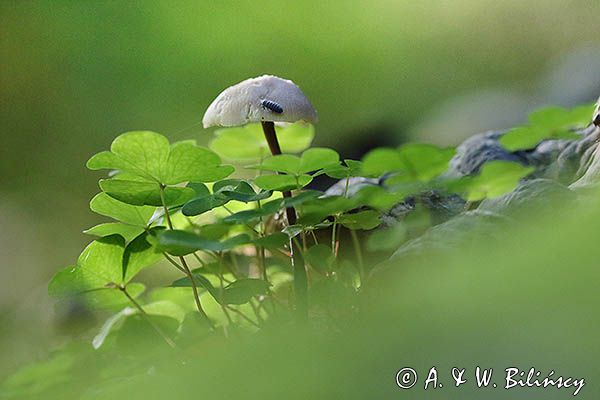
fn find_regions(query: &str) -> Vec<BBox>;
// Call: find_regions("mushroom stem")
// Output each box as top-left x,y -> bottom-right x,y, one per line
261,121 -> 283,154
261,121 -> 308,320
261,121 -> 296,224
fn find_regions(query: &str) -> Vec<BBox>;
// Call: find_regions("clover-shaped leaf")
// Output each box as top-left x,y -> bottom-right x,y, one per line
219,279 -> 271,305
151,230 -> 251,256
319,159 -> 363,179
253,233 -> 289,249
122,230 -> 163,284
162,141 -> 234,184
254,154 -> 301,174
337,210 -> 381,230
66,235 -> 125,287
297,148 -> 340,173
448,161 -> 534,201
172,275 -> 269,305
282,190 -> 321,207
252,148 -> 339,175
361,144 -> 454,182
182,180 -> 271,217
500,104 -> 594,151
48,235 -> 149,309
213,179 -> 272,202
351,185 -> 409,211
360,148 -> 404,177
83,222 -> 145,243
99,179 -> 195,207
92,300 -> 185,349
209,123 -> 314,160
181,193 -> 228,217
87,131 -> 233,184
90,193 -> 156,227
396,144 -> 455,182
254,174 -> 312,191
198,222 -> 232,240
297,195 -> 356,226
222,199 -> 283,223
250,148 -> 336,192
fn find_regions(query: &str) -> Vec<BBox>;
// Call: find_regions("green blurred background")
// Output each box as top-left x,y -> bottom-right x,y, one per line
1,0 -> 599,382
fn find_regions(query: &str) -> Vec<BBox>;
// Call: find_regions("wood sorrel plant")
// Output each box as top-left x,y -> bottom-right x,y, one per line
47,101 -> 594,347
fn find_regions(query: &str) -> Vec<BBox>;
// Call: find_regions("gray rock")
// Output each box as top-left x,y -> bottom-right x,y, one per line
389,210 -> 509,260
324,177 -> 379,197
446,124 -> 599,186
387,180 -> 575,262
539,125 -> 599,183
445,130 -> 530,178
382,191 -> 465,228
570,128 -> 600,190
478,178 -> 575,216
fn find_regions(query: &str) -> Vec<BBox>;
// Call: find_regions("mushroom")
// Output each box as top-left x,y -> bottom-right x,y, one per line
203,75 -> 318,225
203,75 -> 316,319
202,75 -> 317,128
594,97 -> 600,127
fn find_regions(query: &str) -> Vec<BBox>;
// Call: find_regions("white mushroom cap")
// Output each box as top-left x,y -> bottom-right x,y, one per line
202,75 -> 318,128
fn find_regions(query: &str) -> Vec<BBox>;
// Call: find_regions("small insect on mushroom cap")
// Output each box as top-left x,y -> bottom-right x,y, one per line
202,75 -> 318,128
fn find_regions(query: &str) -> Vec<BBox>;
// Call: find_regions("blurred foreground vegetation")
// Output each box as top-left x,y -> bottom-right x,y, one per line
2,190 -> 598,399
1,1 -> 600,396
